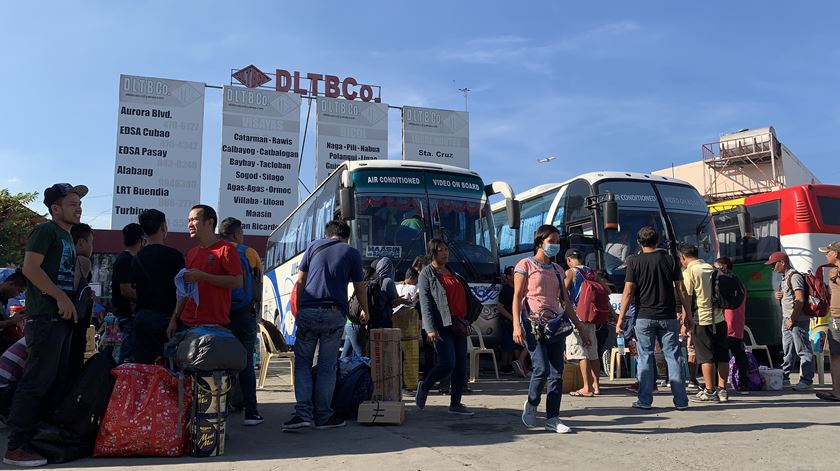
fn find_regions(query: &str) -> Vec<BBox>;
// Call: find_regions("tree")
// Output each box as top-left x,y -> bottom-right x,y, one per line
0,189 -> 43,266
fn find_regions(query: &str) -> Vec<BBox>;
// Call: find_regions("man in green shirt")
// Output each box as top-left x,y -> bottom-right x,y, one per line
4,183 -> 86,468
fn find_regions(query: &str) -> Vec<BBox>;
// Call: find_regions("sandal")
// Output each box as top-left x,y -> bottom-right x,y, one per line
569,390 -> 595,398
816,391 -> 840,402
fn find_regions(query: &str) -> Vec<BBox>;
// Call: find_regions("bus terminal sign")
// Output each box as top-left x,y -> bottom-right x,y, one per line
232,66 -> 382,103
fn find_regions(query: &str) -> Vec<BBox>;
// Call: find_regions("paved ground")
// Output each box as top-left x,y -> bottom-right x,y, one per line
4,363 -> 837,471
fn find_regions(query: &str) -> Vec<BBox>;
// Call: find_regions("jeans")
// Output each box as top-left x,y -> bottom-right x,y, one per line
781,322 -> 814,384
132,309 -> 170,364
7,318 -> 73,450
728,336 -> 749,387
420,327 -> 467,407
118,316 -> 134,363
293,306 -> 346,425
228,307 -> 258,415
635,318 -> 688,408
522,314 -> 565,419
340,323 -> 366,360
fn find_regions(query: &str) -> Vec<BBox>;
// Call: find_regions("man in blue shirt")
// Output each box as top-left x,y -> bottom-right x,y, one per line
283,221 -> 369,431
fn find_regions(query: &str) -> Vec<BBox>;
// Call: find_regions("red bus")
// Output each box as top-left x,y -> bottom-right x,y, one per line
712,184 -> 840,349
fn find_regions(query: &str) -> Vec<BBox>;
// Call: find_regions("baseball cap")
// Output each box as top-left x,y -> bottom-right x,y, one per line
565,248 -> 582,260
818,241 -> 840,253
765,251 -> 789,265
43,183 -> 88,208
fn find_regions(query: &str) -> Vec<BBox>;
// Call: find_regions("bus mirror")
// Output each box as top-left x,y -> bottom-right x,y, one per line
603,192 -> 618,230
507,200 -> 520,230
737,206 -> 752,237
339,187 -> 355,221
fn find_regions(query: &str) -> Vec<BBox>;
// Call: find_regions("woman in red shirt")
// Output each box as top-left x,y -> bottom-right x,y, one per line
414,238 -> 474,416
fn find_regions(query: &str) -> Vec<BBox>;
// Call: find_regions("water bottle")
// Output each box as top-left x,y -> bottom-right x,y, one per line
813,331 -> 825,354
617,335 -> 625,356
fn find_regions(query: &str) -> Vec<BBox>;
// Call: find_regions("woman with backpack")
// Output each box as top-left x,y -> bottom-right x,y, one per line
512,225 -> 588,433
414,239 -> 475,416
342,265 -> 375,360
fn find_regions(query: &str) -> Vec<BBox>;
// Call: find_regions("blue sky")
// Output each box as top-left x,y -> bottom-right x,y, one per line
2,1 -> 838,229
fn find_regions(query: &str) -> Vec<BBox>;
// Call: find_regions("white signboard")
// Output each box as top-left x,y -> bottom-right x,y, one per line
402,106 -> 469,168
219,86 -> 301,235
112,75 -> 205,230
315,97 -> 388,185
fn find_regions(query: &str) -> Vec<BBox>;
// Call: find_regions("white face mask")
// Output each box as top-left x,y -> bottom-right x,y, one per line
543,243 -> 561,258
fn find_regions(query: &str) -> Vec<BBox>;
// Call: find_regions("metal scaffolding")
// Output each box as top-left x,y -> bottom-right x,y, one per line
702,127 -> 784,203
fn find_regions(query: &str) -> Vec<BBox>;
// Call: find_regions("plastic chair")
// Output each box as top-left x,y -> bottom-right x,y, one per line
468,328 -> 498,383
812,325 -> 830,386
743,326 -> 773,368
257,322 -> 295,388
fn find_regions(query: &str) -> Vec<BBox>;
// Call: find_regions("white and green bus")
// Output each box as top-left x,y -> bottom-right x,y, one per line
262,160 -> 518,344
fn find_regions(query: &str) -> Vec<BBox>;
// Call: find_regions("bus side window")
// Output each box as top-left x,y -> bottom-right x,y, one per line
518,192 -> 555,253
741,201 -> 780,262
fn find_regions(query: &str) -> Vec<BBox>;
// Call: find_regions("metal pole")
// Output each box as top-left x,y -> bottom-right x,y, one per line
298,98 -> 314,195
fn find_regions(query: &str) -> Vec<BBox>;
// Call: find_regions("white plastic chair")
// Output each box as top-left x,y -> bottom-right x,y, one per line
257,322 -> 295,388
743,325 -> 773,368
468,328 -> 498,383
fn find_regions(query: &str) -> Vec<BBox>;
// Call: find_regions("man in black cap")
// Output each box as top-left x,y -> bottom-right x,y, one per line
4,183 -> 87,467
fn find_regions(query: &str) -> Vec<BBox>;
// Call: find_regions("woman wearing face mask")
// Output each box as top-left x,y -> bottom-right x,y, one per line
512,224 -> 589,433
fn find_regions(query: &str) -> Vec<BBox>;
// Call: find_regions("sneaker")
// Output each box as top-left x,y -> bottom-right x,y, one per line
686,381 -> 700,391
730,386 -> 750,395
522,400 -> 537,427
793,382 -> 814,391
415,381 -> 428,410
782,379 -> 791,387
500,365 -> 515,375
690,389 -> 720,403
625,382 -> 658,393
544,417 -> 571,434
717,388 -> 729,403
315,416 -> 347,429
631,401 -> 652,410
243,412 -> 265,426
512,360 -> 527,378
3,448 -> 48,467
675,404 -> 689,411
448,404 -> 475,416
282,415 -> 312,431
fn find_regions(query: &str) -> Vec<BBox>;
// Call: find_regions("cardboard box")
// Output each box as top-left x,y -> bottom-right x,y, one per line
391,307 -> 421,390
369,328 -> 403,402
562,361 -> 583,394
357,401 -> 405,425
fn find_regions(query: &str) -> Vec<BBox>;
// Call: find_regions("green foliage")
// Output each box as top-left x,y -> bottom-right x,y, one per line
0,189 -> 42,266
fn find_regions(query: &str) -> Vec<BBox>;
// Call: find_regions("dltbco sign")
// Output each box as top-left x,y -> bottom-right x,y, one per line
275,69 -> 381,103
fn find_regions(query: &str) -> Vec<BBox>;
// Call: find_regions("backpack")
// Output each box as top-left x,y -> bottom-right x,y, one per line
574,267 -> 612,324
231,244 -> 255,312
787,268 -> 830,318
711,270 -> 746,310
51,352 -> 117,439
349,280 -> 390,328
332,363 -> 373,419
728,350 -> 763,391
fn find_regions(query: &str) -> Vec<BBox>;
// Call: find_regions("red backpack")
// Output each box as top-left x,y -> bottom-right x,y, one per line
574,267 -> 612,324
787,266 -> 831,318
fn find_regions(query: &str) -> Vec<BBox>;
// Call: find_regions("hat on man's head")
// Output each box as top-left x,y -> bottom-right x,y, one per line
818,241 -> 840,253
565,248 -> 582,260
765,251 -> 789,265
43,183 -> 88,208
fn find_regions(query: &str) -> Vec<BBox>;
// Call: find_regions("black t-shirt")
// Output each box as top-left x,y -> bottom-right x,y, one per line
111,251 -> 133,318
499,284 -> 514,320
131,244 -> 185,315
625,249 -> 682,320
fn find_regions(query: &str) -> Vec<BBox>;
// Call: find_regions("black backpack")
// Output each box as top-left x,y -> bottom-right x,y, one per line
332,364 -> 373,419
349,280 -> 390,328
712,270 -> 746,310
51,352 -> 117,439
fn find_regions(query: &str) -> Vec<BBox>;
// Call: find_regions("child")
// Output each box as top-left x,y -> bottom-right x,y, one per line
98,312 -> 122,363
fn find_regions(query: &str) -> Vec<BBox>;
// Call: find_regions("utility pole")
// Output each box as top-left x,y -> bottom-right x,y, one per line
458,87 -> 470,112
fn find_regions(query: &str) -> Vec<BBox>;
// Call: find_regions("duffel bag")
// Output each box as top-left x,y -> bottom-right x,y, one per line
172,325 -> 247,372
94,363 -> 191,457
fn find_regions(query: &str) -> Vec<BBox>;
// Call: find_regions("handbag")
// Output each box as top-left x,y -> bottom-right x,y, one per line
451,317 -> 472,337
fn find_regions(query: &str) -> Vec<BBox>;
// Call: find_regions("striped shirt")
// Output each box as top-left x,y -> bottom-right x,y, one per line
0,337 -> 27,389
514,257 -> 565,314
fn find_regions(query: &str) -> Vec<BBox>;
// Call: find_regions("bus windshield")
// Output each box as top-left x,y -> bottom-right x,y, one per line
352,169 -> 497,283
657,183 -> 717,264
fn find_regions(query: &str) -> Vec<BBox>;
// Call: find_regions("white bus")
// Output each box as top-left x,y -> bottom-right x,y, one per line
263,160 -> 518,345
492,171 -> 718,304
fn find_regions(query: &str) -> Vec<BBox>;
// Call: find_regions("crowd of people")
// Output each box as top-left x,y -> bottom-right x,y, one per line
0,182 -> 838,466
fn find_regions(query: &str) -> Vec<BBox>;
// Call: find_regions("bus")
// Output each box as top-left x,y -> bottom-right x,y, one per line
493,172 -> 718,308
262,160 -> 518,344
710,184 -> 840,349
